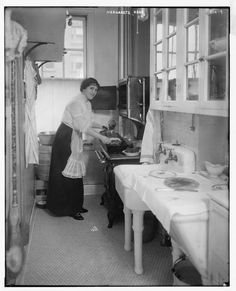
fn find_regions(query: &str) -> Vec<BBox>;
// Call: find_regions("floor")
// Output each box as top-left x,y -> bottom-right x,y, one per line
18,194 -> 173,287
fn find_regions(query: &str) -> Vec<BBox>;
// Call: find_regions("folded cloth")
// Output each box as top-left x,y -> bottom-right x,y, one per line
24,59 -> 39,167
140,110 -> 162,164
114,164 -> 159,189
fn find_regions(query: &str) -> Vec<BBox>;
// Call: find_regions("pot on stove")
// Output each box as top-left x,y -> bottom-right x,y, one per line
100,129 -> 132,154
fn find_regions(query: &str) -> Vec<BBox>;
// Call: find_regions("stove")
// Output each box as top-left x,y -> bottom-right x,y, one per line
95,141 -> 140,228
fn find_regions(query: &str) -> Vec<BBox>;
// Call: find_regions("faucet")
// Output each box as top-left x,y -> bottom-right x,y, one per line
155,143 -> 166,163
165,149 -> 178,163
158,143 -> 167,155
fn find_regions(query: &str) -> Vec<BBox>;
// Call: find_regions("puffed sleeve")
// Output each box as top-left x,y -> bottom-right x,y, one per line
69,100 -> 93,133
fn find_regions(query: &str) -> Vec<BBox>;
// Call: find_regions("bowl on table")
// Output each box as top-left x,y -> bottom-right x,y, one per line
205,161 -> 227,177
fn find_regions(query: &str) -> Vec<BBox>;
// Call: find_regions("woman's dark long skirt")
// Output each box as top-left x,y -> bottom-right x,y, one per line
46,123 -> 84,216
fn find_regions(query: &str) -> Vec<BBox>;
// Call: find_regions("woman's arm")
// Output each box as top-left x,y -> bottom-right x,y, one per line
85,127 -> 115,144
92,121 -> 104,129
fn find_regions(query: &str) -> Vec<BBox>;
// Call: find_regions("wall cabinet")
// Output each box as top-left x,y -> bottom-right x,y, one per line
207,198 -> 229,285
150,8 -> 229,116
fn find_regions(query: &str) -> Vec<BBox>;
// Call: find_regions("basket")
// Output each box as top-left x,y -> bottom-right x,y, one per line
36,145 -> 52,181
38,131 -> 56,146
172,256 -> 202,286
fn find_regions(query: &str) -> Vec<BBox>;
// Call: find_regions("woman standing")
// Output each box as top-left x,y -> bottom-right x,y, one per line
46,78 -> 118,220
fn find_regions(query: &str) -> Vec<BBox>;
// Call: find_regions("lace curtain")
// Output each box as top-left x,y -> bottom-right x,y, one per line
5,9 -> 28,62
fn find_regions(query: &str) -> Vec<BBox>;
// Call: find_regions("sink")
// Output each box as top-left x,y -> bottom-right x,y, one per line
115,164 -> 163,210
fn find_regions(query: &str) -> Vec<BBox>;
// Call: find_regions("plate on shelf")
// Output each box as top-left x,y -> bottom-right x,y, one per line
149,170 -> 177,179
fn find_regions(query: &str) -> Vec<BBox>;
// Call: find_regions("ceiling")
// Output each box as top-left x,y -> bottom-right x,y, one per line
10,7 -> 66,61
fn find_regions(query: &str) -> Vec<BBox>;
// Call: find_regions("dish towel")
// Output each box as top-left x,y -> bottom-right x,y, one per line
24,59 -> 39,167
140,109 -> 162,164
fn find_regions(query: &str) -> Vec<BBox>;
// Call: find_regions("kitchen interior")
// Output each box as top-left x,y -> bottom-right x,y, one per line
4,4 -> 232,288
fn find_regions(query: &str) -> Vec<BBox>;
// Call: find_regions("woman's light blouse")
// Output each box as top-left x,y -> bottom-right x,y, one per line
61,93 -> 94,178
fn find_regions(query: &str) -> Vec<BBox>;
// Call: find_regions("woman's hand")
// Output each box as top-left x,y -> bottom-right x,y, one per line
109,137 -> 121,145
100,135 -> 111,144
100,135 -> 121,145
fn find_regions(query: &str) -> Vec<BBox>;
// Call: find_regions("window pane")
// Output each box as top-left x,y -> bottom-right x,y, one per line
167,70 -> 176,101
187,24 -> 199,62
208,57 -> 226,100
64,51 -> 84,79
187,64 -> 199,100
155,43 -> 163,71
155,10 -> 163,41
187,8 -> 199,22
168,35 -> 176,67
209,9 -> 228,55
65,19 -> 84,50
168,8 -> 176,34
41,62 -> 63,78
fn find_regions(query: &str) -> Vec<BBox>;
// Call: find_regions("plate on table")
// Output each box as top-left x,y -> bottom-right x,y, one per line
164,177 -> 200,190
149,170 -> 177,179
122,147 -> 140,157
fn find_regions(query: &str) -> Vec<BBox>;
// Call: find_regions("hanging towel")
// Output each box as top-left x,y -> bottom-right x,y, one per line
24,59 -> 39,167
140,109 -> 162,164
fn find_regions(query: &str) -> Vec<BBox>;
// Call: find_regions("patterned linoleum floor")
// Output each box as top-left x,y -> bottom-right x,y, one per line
19,195 -> 173,286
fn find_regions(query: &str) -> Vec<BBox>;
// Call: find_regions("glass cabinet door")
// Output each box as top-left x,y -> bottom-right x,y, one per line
166,8 -> 177,101
153,8 -> 163,101
205,8 -> 229,101
153,8 -> 177,102
150,7 -> 229,116
184,8 -> 200,101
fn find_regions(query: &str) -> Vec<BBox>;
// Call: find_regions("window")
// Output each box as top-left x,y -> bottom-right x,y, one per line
39,16 -> 86,79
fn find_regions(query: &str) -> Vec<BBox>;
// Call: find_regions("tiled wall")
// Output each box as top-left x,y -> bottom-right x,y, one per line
162,111 -> 228,171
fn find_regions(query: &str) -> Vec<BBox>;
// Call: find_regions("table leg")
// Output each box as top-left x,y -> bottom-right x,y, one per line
201,274 -> 209,286
132,210 -> 144,275
123,206 -> 132,251
171,238 -> 184,265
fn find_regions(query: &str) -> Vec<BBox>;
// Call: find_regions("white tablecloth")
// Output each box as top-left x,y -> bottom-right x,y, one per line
114,165 -> 213,233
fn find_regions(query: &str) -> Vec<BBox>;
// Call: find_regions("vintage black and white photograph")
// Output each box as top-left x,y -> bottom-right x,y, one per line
3,0 -> 233,288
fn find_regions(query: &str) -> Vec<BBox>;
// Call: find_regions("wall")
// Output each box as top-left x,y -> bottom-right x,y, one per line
131,15 -> 150,76
162,111 -> 228,171
93,8 -> 119,85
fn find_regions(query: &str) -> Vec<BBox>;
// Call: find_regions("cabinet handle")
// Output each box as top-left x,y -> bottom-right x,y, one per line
198,56 -> 205,62
95,150 -> 106,164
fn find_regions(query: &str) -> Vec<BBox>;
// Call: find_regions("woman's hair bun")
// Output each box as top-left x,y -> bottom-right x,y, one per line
80,78 -> 100,91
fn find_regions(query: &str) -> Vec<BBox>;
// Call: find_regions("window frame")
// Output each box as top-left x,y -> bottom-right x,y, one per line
39,15 -> 87,79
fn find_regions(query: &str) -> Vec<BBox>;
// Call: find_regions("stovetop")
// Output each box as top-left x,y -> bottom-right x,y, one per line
99,142 -> 140,162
